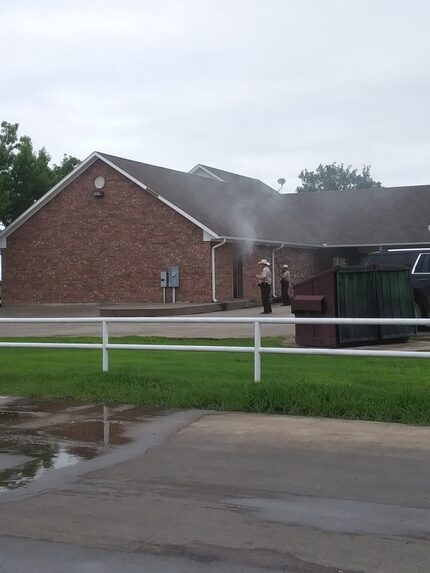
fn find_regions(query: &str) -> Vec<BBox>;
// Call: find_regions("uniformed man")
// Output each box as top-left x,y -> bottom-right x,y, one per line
279,264 -> 291,306
256,259 -> 272,314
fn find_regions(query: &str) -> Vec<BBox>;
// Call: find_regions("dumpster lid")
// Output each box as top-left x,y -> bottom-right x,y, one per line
292,295 -> 325,312
294,295 -> 325,302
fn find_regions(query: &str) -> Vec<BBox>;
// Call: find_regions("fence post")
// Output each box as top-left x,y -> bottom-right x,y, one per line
102,320 -> 109,372
254,320 -> 261,383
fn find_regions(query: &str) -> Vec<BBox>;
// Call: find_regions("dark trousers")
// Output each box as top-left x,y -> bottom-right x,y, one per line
281,280 -> 290,305
259,283 -> 272,314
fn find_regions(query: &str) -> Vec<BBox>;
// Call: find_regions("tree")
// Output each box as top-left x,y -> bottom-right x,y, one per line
0,122 -> 18,223
0,121 -> 79,227
51,154 -> 80,181
296,163 -> 381,193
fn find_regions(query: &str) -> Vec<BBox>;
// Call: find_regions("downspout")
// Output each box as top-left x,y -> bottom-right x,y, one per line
211,239 -> 227,302
271,243 -> 285,297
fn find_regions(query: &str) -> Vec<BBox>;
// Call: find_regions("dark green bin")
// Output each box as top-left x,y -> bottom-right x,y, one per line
293,266 -> 415,347
337,266 -> 415,345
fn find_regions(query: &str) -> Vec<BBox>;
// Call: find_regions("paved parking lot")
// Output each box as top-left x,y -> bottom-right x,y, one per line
1,402 -> 429,573
0,303 -> 296,338
1,304 -> 430,350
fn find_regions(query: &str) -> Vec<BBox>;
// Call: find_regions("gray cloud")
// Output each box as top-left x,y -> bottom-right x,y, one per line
0,0 -> 429,190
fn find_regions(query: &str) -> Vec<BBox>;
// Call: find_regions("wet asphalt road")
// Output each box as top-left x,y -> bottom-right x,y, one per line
0,536 -> 267,573
0,398 -> 430,573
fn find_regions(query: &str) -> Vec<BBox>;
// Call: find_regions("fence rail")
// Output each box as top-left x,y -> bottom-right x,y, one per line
0,316 -> 429,382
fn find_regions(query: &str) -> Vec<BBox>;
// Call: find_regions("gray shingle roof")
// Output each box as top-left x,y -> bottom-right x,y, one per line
100,153 -> 430,247
99,153 -> 320,245
2,151 -> 428,249
280,185 -> 430,246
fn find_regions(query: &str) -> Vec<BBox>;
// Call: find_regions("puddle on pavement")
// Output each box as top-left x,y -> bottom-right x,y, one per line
0,398 -> 167,492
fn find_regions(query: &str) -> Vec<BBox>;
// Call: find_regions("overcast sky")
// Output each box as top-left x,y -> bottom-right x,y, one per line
1,0 -> 429,191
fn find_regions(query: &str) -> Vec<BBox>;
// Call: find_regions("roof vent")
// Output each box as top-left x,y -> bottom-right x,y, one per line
93,176 -> 105,198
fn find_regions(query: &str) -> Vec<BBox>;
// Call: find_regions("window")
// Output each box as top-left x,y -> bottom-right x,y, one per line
413,254 -> 430,273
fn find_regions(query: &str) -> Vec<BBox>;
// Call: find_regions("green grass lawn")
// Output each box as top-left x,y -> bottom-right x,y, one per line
0,335 -> 429,425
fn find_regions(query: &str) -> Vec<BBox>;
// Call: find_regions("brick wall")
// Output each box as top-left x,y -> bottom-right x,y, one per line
242,245 -> 333,301
1,158 -> 338,305
2,160 -> 213,304
282,247 -> 333,289
214,243 -> 274,302
214,242 -> 234,301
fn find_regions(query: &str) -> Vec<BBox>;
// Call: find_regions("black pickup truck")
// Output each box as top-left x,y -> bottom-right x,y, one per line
367,250 -> 430,317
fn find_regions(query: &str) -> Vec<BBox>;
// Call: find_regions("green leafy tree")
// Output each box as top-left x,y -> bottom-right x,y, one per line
51,154 -> 80,181
296,163 -> 381,193
0,121 -> 79,226
0,122 -> 19,223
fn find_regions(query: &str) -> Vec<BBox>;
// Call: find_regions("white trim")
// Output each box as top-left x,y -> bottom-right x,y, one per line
388,247 -> 430,252
94,154 -> 221,239
221,236 -> 321,248
411,252 -> 430,274
411,254 -> 422,274
0,152 -> 221,244
0,236 -> 6,248
203,230 -> 217,241
225,238 -> 430,249
188,164 -> 225,182
0,152 -> 99,242
322,241 -> 430,248
211,239 -> 226,302
95,152 -> 151,190
157,195 -> 220,238
271,244 -> 285,297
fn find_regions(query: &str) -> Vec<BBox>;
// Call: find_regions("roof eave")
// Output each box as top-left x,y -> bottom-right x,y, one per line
220,236 -> 322,248
97,153 -> 221,239
0,152 -> 222,245
0,151 -> 100,243
321,240 -> 430,248
188,164 -> 225,182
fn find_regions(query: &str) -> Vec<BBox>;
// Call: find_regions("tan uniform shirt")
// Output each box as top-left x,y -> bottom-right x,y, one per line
281,269 -> 290,281
258,266 -> 272,285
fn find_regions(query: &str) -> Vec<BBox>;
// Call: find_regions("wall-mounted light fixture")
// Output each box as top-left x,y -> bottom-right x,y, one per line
93,175 -> 105,198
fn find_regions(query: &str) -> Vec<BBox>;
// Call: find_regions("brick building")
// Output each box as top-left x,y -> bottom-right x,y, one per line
0,152 -> 429,305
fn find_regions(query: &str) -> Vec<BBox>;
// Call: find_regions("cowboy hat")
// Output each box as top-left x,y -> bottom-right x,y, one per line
258,259 -> 270,265
282,264 -> 289,268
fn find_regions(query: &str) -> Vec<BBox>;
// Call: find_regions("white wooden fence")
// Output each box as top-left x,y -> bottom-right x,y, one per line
0,316 -> 429,382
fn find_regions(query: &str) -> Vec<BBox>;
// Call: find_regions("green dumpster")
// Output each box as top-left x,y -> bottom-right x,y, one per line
293,266 -> 415,347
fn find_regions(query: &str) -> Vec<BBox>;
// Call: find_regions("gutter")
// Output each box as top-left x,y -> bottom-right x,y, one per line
211,239 -> 226,302
321,241 -> 430,248
271,243 -> 285,297
221,236 -> 321,248
222,237 -> 430,250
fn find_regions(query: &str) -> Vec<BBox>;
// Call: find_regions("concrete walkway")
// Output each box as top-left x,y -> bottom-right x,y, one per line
0,303 -> 296,338
1,409 -> 429,572
1,304 -> 429,350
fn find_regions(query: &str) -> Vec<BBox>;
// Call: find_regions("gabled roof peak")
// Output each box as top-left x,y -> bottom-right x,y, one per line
188,164 -> 225,182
